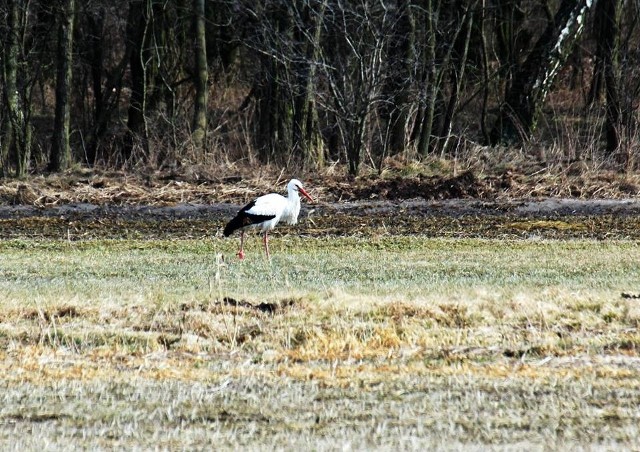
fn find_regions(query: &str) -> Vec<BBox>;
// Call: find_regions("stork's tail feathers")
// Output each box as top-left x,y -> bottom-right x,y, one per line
223,216 -> 244,237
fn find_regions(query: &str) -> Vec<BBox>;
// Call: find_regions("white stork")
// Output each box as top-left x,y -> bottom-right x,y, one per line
223,179 -> 314,260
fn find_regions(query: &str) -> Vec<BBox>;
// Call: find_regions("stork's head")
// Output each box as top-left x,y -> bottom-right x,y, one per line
288,179 -> 314,202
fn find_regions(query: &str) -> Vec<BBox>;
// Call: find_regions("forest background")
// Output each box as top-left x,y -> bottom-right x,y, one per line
0,0 -> 636,186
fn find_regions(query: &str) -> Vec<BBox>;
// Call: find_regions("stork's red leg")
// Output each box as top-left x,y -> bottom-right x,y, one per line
237,231 -> 246,260
263,232 -> 270,260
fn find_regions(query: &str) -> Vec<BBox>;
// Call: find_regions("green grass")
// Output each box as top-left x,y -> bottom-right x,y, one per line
0,235 -> 639,449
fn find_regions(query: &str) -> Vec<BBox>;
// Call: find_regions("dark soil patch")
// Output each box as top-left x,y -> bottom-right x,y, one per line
342,171 -> 487,200
221,297 -> 296,314
0,169 -> 637,240
0,198 -> 637,240
23,306 -> 81,322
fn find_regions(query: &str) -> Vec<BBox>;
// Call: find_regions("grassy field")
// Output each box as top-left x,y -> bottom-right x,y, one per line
0,233 -> 639,450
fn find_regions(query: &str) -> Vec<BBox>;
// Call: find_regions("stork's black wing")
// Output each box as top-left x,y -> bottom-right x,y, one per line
223,200 -> 276,236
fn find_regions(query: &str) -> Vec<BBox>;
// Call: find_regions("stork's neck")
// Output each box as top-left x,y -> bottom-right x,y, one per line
287,186 -> 300,203
281,186 -> 301,223
287,191 -> 301,212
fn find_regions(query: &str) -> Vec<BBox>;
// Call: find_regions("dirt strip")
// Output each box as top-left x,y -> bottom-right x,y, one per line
0,198 -> 637,240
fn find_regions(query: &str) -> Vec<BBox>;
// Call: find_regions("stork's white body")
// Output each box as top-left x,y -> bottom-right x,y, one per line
242,191 -> 302,233
223,179 -> 313,260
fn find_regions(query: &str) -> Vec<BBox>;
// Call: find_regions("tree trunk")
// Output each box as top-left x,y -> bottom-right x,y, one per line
292,0 -> 326,167
86,8 -> 105,166
415,0 -> 470,157
252,4 -> 294,162
3,0 -> 32,177
586,0 -> 609,107
124,0 -> 150,164
416,0 -> 440,156
436,0 -> 475,155
599,0 -> 623,157
0,117 -> 12,176
479,0 -> 491,144
489,0 -> 593,145
49,0 -> 76,172
192,0 -> 208,151
381,1 -> 415,157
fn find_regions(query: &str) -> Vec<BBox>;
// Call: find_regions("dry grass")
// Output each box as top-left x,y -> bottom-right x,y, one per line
0,152 -> 639,209
0,235 -> 638,449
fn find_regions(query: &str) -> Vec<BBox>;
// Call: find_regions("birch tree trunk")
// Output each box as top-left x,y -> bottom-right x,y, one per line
489,0 -> 593,145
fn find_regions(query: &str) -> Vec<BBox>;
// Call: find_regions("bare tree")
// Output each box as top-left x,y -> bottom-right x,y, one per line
409,0 -> 477,157
589,0 -> 623,159
240,0 -> 325,167
489,0 -> 593,145
123,0 -> 151,164
290,0 -> 326,167
79,4 -> 130,166
0,0 -> 638,178
433,0 -> 476,155
317,0 -> 392,174
379,0 -> 415,159
192,0 -> 208,151
242,1 -> 294,161
602,0 -> 623,158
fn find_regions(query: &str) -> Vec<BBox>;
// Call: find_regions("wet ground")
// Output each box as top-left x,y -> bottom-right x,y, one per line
0,198 -> 638,240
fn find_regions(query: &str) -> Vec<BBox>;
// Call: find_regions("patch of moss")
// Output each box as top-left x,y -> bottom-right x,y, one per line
507,219 -> 588,232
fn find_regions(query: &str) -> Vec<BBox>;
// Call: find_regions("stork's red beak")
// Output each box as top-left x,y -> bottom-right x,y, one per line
298,186 -> 314,202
